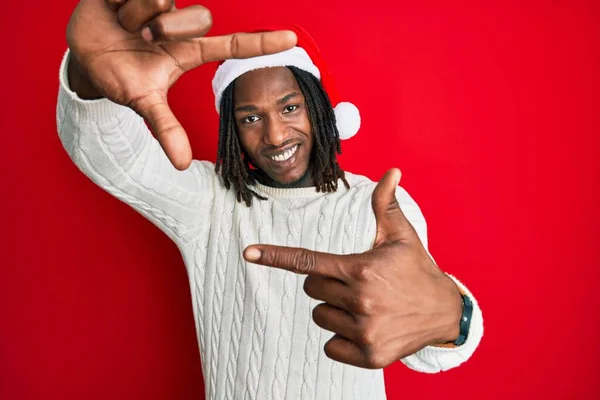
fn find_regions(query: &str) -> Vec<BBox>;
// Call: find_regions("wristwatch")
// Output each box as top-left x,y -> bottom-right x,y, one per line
453,293 -> 473,346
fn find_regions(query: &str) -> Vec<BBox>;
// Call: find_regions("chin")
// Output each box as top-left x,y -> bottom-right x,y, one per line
271,173 -> 304,186
266,167 -> 311,188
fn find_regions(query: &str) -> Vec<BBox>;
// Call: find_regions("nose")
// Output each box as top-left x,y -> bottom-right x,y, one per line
263,115 -> 289,147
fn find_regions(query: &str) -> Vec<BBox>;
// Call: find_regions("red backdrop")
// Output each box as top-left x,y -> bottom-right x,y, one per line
1,0 -> 599,399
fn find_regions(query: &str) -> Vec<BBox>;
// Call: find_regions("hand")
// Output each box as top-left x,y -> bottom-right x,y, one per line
66,0 -> 297,170
243,169 -> 463,369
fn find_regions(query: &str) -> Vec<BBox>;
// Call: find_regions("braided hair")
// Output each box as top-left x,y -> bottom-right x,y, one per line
214,66 -> 349,206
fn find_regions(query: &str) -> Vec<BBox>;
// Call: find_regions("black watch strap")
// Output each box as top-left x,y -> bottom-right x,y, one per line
453,293 -> 473,346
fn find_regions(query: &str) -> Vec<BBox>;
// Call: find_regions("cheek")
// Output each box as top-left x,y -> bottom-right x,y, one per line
294,109 -> 312,135
237,128 -> 261,154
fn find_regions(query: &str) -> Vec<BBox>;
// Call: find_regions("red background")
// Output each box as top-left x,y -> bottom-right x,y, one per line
1,0 -> 599,399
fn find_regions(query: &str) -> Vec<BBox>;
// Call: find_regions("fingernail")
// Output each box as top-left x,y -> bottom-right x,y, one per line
141,27 -> 154,42
393,169 -> 401,186
245,247 -> 261,261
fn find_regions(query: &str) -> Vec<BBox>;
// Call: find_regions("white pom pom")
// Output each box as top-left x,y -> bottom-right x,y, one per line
334,102 -> 361,140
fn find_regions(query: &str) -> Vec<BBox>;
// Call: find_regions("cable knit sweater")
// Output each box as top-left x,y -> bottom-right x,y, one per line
56,51 -> 483,400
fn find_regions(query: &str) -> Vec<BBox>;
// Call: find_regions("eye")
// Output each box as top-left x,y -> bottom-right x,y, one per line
283,105 -> 299,113
242,115 -> 260,124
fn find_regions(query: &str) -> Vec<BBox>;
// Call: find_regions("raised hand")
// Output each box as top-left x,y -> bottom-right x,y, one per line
66,0 -> 297,170
243,169 -> 463,369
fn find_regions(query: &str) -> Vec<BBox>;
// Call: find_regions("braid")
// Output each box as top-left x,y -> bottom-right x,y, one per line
215,66 -> 349,206
215,84 -> 264,206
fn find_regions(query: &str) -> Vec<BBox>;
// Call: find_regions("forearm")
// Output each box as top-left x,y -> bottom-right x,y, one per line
57,50 -> 214,246
394,187 -> 484,373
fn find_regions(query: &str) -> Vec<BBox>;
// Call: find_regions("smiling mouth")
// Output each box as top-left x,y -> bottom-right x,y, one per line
268,145 -> 299,162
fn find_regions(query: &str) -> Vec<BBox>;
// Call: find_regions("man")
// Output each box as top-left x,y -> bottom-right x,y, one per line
57,0 -> 483,399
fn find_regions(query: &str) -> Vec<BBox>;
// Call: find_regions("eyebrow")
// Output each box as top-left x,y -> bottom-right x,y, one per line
233,104 -> 257,113
233,92 -> 301,113
276,92 -> 301,105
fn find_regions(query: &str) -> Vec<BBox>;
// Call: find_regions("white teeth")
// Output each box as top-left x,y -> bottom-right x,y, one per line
271,145 -> 298,162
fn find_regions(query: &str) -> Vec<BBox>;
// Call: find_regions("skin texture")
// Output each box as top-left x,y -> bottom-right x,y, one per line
66,0 -> 464,371
233,67 -> 314,188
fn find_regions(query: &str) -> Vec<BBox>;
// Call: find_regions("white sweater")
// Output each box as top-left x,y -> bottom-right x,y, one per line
56,51 -> 483,400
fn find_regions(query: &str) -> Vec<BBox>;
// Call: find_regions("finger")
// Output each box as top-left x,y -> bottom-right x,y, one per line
323,335 -> 369,369
172,31 -> 297,70
106,0 -> 127,10
312,303 -> 356,339
244,245 -> 349,280
105,0 -> 127,10
141,5 -> 212,42
371,168 -> 412,244
130,90 -> 192,170
118,0 -> 174,32
303,276 -> 353,311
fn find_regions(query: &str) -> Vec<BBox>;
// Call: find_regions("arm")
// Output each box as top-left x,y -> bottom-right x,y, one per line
242,169 -> 484,371
56,50 -> 216,247
396,186 -> 484,373
58,0 -> 297,245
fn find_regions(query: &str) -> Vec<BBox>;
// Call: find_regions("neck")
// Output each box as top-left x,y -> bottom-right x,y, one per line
252,166 -> 315,189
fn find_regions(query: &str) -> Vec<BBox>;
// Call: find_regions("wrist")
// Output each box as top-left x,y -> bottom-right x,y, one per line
67,53 -> 103,100
441,290 -> 463,344
431,277 -> 463,345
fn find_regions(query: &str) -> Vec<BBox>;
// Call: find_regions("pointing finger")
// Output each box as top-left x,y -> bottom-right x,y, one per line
244,245 -> 349,280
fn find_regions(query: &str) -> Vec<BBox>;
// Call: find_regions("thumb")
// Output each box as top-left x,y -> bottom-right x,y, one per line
372,168 -> 412,244
131,91 -> 192,170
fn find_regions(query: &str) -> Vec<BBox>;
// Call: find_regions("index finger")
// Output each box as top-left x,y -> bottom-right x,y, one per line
177,31 -> 297,70
243,245 -> 349,280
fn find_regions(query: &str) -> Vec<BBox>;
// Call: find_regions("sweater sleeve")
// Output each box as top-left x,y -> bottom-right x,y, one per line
395,187 -> 484,373
56,50 -> 217,248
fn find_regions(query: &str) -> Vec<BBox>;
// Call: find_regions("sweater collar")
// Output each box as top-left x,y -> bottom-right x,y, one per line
252,179 -> 349,199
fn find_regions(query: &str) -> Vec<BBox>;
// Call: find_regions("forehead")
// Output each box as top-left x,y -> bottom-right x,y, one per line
233,67 -> 301,104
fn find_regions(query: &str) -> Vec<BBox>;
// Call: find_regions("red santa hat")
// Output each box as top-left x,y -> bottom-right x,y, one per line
212,25 -> 361,140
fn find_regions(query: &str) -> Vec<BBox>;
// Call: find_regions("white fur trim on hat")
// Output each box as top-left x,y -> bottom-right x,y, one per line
212,47 -> 320,112
335,102 -> 361,139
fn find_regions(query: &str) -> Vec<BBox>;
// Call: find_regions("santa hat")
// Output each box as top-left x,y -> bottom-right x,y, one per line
211,25 -> 361,140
